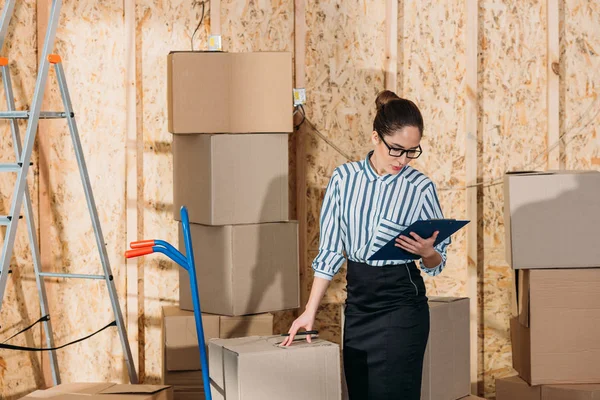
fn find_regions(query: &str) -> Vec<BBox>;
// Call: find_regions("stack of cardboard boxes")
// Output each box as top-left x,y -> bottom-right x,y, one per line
164,51 -> 301,399
496,171 -> 600,399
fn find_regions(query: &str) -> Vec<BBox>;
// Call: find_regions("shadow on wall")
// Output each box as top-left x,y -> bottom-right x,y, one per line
226,174 -> 299,336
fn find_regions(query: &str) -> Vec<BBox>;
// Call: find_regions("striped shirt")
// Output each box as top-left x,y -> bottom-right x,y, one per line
312,150 -> 450,281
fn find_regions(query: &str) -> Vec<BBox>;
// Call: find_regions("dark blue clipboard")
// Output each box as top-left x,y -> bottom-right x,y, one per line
368,219 -> 470,261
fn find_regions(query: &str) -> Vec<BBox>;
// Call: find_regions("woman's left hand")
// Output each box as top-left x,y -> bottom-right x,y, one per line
395,231 -> 439,258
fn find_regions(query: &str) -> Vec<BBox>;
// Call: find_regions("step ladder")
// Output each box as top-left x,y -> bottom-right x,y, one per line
0,0 -> 137,385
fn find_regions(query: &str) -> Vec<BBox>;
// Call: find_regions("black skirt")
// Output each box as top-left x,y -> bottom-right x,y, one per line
343,260 -> 430,400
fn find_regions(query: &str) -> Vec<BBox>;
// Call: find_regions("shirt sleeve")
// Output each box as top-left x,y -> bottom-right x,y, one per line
418,182 -> 450,276
312,169 -> 346,281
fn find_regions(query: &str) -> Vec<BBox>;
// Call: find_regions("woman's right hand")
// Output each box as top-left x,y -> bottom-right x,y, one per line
280,310 -> 316,347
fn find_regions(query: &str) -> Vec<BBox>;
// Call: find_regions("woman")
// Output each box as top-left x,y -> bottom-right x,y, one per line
281,90 -> 451,399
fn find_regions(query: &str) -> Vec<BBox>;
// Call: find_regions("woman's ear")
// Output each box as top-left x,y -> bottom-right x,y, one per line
371,130 -> 379,145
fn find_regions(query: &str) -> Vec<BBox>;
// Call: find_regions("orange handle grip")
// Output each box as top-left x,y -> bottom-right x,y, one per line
130,240 -> 156,249
125,248 -> 154,258
0,57 -> 8,67
48,54 -> 62,64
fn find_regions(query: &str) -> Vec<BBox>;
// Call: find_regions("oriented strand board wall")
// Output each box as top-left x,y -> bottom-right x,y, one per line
479,1 -> 548,395
40,0 -> 128,386
0,1 -> 44,398
562,1 -> 600,170
401,0 -> 467,297
304,0 -> 387,345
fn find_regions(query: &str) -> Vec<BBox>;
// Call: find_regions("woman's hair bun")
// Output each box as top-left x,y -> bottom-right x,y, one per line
375,90 -> 401,111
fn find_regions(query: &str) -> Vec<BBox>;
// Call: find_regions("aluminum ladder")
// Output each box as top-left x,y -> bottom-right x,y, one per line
0,0 -> 137,385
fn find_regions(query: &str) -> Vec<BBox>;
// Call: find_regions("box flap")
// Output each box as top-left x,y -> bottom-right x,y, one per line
99,385 -> 171,395
215,335 -> 337,355
44,383 -> 115,395
510,317 -> 532,384
19,390 -> 66,399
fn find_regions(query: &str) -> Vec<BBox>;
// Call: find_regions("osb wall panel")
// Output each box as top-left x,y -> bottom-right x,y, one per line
137,0 -> 294,383
0,1 -> 44,398
562,1 -> 600,170
136,0 -> 193,383
401,0 -> 467,298
479,0 -> 548,396
41,0 -> 128,387
219,0 -> 295,337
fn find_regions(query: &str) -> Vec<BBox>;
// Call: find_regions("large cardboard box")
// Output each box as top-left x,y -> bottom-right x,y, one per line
511,269 -> 600,385
19,383 -> 173,400
167,52 -> 293,134
161,306 -> 273,372
421,297 -> 470,400
504,171 -> 600,269
179,222 -> 299,316
496,375 -> 600,400
208,336 -> 341,400
173,133 -> 289,225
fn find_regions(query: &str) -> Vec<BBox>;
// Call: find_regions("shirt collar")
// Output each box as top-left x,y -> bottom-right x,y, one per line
363,150 -> 406,185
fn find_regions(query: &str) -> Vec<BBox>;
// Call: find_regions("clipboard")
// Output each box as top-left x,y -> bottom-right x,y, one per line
368,219 -> 470,261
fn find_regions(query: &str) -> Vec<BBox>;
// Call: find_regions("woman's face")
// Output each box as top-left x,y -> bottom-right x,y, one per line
371,126 -> 421,175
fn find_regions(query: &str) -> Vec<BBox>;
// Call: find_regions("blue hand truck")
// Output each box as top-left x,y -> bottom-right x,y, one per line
126,206 -> 211,400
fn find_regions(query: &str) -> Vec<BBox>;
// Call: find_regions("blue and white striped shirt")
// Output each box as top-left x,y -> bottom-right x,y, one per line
312,151 -> 450,281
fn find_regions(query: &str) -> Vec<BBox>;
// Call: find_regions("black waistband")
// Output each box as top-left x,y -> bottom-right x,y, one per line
347,259 -> 417,269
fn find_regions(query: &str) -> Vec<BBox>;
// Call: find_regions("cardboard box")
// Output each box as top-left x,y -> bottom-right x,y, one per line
208,336 -> 341,400
458,397 -> 485,400
421,297 -> 470,400
496,375 -> 600,400
543,385 -> 600,400
162,306 -> 273,372
511,269 -> 600,385
496,375 -> 541,400
179,222 -> 299,316
174,392 -> 205,400
504,171 -> 600,269
20,383 -> 173,400
167,52 -> 293,134
173,133 -> 289,225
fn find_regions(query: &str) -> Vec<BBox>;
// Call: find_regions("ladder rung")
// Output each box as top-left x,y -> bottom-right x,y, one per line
0,162 -> 21,172
0,111 -> 73,119
0,215 -> 22,225
38,272 -> 105,280
0,162 -> 32,172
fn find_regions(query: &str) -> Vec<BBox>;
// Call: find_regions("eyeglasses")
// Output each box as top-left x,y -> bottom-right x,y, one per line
377,132 -> 423,159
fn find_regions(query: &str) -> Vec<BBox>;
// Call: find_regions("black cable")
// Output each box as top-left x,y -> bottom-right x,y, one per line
0,320 -> 117,352
191,1 -> 207,51
1,315 -> 50,344
294,104 -> 306,130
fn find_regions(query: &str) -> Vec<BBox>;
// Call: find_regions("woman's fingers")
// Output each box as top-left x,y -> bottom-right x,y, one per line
282,323 -> 299,347
396,236 -> 419,253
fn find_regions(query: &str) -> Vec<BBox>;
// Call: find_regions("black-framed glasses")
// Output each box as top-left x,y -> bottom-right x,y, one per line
377,132 -> 423,159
